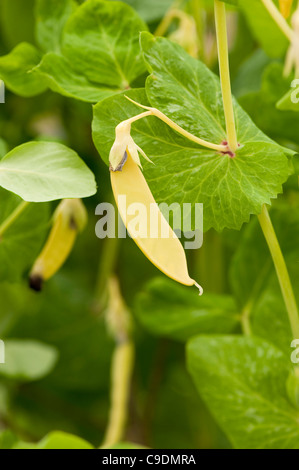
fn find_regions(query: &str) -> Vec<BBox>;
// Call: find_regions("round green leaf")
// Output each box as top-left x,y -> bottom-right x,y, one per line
0,43 -> 48,97
188,335 -> 299,449
0,141 -> 97,202
61,0 -> 147,89
134,277 -> 239,341
0,340 -> 58,381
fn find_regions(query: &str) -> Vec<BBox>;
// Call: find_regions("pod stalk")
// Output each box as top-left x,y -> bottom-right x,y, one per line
124,96 -> 229,153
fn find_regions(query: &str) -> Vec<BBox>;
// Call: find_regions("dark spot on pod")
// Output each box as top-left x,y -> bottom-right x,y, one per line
110,151 -> 128,172
29,274 -> 44,292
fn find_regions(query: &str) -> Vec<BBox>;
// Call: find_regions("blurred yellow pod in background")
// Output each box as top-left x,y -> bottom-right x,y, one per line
279,0 -> 293,18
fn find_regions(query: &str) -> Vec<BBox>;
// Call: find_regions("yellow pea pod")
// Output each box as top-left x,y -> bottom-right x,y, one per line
111,152 -> 202,292
29,199 -> 87,291
279,0 -> 293,18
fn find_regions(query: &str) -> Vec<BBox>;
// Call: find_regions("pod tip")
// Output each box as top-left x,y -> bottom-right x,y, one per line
194,282 -> 204,296
29,274 -> 44,292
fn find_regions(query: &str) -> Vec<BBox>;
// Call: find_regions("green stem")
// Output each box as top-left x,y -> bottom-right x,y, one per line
261,0 -> 294,42
241,300 -> 253,336
0,201 -> 30,238
258,205 -> 299,340
126,97 -> 228,152
214,0 -> 238,152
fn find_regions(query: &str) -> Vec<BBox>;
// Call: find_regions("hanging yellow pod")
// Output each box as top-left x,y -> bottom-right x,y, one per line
111,152 -> 202,292
29,199 -> 87,291
279,0 -> 293,18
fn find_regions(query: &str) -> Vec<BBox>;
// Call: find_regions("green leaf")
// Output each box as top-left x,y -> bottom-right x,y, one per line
230,205 -> 299,307
0,138 -> 9,159
134,278 -> 239,341
93,35 -> 290,232
0,277 -> 114,391
0,43 -> 48,97
0,0 -> 36,49
239,63 -> 299,145
232,49 -> 272,98
0,430 -> 19,450
15,431 -> 94,449
61,0 -> 147,89
220,0 -> 238,5
0,141 -> 97,202
251,279 -> 293,356
0,340 -> 58,381
239,0 -> 288,58
149,361 -> 229,449
115,0 -> 173,22
0,188 -> 49,282
34,0 -> 148,102
35,52 -> 121,103
35,0 -> 77,53
187,335 -> 299,449
38,432 -> 94,449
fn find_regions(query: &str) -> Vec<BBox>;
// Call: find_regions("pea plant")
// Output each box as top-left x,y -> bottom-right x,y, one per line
0,0 -> 299,450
